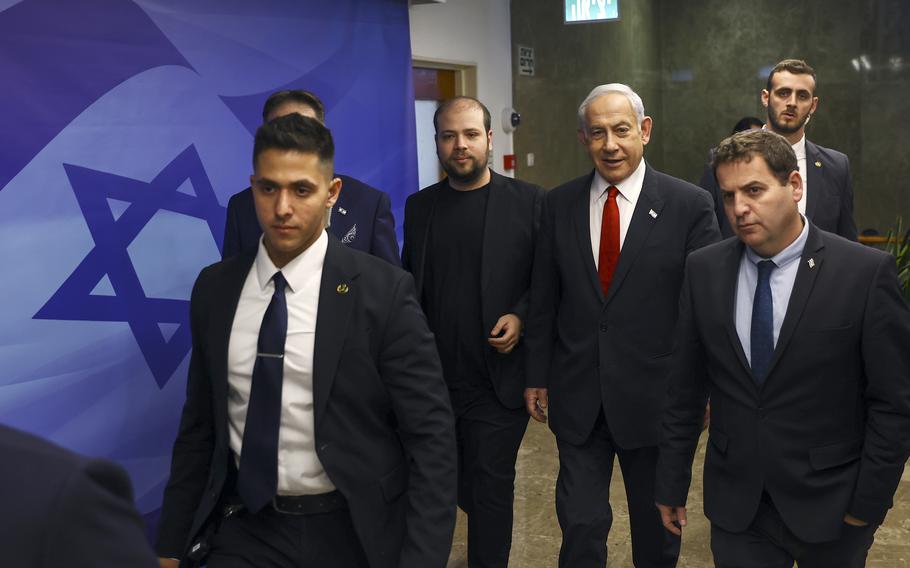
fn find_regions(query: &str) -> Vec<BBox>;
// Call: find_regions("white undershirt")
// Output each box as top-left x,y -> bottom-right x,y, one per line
227,230 -> 335,495
793,135 -> 807,215
589,159 -> 646,267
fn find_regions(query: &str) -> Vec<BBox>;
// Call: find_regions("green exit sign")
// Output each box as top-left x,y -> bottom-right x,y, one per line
565,0 -> 619,24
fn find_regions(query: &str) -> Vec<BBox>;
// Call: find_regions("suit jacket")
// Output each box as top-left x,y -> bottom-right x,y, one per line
655,225 -> 910,543
402,170 -> 544,408
524,164 -> 720,448
156,235 -> 456,568
0,425 -> 156,567
699,140 -> 857,240
222,174 -> 401,265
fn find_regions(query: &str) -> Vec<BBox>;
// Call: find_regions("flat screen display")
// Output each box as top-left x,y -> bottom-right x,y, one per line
565,0 -> 620,24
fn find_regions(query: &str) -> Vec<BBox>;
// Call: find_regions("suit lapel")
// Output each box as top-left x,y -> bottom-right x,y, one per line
766,224 -> 825,378
720,240 -> 751,375
604,166 -> 663,306
412,184 -> 441,298
805,141 -> 823,221
572,172 -> 603,300
480,171 -> 506,298
313,237 -> 357,427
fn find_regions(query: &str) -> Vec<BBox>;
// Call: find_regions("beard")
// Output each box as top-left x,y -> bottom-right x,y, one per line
767,106 -> 810,135
442,152 -> 489,186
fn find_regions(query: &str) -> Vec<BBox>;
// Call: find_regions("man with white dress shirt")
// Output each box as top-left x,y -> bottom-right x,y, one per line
523,83 -> 720,567
699,59 -> 857,241
155,114 -> 456,568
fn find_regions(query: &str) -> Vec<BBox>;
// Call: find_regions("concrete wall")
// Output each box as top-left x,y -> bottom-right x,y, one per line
409,0 -> 516,177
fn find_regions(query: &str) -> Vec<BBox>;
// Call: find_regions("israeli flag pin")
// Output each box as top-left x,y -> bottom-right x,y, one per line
649,209 -> 658,219
808,258 -> 816,269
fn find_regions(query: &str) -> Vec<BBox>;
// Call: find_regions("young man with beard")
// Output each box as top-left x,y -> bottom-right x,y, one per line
402,96 -> 544,568
700,59 -> 856,241
657,129 -> 910,567
523,84 -> 720,567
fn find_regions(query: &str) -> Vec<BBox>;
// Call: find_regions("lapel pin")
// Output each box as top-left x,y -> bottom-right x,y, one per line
649,209 -> 658,219
336,283 -> 349,294
814,161 -> 822,168
338,207 -> 347,215
808,258 -> 816,269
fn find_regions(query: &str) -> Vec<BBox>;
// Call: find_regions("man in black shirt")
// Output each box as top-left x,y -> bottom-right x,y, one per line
402,97 -> 543,568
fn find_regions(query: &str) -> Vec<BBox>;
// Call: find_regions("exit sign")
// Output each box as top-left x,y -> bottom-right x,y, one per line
565,0 -> 619,24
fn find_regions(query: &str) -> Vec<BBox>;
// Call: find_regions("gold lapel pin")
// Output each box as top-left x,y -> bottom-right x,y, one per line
336,283 -> 349,294
814,160 -> 822,168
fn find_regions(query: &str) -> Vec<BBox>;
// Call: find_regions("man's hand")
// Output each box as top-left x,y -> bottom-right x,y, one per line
524,388 -> 548,423
158,558 -> 179,568
656,503 -> 688,536
488,313 -> 521,354
844,513 -> 869,527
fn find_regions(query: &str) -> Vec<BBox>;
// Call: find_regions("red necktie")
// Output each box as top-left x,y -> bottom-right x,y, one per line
598,186 -> 620,295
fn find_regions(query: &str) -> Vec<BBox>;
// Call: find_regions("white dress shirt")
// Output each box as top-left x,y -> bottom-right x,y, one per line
792,135 -> 807,215
589,159 -> 646,267
227,230 -> 335,495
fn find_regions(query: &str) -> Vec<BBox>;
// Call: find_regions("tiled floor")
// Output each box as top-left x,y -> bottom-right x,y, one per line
448,420 -> 910,567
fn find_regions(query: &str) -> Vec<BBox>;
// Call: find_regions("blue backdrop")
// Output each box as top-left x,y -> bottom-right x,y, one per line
0,0 -> 417,530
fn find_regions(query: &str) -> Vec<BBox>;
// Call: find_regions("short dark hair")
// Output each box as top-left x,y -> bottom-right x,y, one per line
253,114 -> 334,173
766,59 -> 817,93
261,90 -> 326,123
712,129 -> 797,185
731,116 -> 764,134
433,96 -> 492,134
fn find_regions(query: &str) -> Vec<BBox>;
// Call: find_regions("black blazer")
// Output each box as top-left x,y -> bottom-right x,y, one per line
656,225 -> 910,543
222,174 -> 401,265
524,165 -> 720,448
402,170 -> 544,408
699,140 -> 857,240
156,236 -> 456,568
0,425 -> 156,567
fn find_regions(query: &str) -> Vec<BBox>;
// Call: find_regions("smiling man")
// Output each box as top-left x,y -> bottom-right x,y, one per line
656,129 -> 910,568
156,114 -> 456,568
402,96 -> 543,568
523,84 -> 719,567
699,59 -> 857,241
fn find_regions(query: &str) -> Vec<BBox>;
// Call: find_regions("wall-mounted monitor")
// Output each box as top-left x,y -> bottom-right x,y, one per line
565,0 -> 619,24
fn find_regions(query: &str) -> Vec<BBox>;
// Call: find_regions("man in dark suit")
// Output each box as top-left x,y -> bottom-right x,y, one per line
222,89 -> 400,265
156,115 -> 456,568
656,129 -> 910,567
0,424 -> 157,567
523,84 -> 720,567
699,59 -> 857,241
402,96 -> 543,568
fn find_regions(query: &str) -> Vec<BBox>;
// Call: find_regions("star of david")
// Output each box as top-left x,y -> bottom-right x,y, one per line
34,145 -> 225,388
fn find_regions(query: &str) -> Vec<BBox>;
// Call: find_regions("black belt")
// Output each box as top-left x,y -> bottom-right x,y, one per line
271,490 -> 347,515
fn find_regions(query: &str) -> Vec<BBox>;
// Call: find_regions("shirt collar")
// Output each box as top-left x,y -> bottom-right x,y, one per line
255,229 -> 328,294
791,135 -> 806,159
590,158 -> 646,203
745,214 -> 809,269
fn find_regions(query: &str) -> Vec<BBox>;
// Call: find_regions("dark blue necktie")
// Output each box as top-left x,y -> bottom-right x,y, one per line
750,260 -> 776,385
237,271 -> 288,512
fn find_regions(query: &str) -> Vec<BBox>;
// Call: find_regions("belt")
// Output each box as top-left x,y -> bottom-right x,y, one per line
271,490 -> 347,515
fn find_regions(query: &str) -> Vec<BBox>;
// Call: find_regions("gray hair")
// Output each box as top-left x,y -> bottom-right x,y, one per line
577,83 -> 646,131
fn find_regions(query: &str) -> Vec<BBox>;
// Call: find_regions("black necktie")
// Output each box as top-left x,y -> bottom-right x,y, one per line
750,260 -> 775,385
237,271 -> 288,512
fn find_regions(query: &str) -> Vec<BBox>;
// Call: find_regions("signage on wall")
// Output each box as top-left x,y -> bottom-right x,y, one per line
518,45 -> 535,76
565,0 -> 619,24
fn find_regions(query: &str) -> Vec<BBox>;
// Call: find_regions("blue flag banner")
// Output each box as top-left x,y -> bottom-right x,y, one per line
0,0 -> 417,534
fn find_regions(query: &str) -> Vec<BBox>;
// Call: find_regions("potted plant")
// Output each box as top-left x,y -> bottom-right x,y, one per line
883,217 -> 910,305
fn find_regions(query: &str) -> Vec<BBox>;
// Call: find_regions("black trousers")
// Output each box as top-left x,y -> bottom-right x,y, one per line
555,410 -> 680,568
711,499 -> 877,568
449,384 -> 529,568
205,505 -> 369,568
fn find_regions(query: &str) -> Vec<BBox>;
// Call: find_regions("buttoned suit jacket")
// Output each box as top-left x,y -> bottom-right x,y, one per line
699,140 -> 857,240
401,170 -> 544,409
655,225 -> 910,543
222,174 -> 401,265
0,425 -> 157,567
156,235 -> 456,568
524,165 -> 720,447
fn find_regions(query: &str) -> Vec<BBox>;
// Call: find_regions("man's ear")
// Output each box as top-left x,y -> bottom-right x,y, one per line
761,89 -> 770,109
327,177 -> 342,209
640,116 -> 653,145
789,170 -> 803,204
577,128 -> 587,146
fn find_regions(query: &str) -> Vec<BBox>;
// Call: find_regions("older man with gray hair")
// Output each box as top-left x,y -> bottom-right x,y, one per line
523,83 -> 720,567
